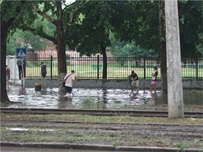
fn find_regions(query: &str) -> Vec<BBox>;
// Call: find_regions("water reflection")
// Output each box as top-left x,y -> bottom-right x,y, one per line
5,86 -> 203,111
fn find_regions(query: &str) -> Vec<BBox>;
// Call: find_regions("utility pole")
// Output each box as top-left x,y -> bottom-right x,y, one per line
165,0 -> 184,118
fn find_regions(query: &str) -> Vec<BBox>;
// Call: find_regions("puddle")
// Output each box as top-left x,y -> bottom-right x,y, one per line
6,128 -> 54,132
3,86 -> 203,111
6,128 -> 29,131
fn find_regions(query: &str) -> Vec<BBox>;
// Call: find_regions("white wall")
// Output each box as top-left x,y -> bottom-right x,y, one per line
23,79 -> 203,89
6,56 -> 24,80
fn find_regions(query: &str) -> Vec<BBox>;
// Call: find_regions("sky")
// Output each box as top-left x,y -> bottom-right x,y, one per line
66,0 -> 76,4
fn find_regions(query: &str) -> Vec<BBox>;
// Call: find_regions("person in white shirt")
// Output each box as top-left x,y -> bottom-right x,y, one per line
64,70 -> 78,99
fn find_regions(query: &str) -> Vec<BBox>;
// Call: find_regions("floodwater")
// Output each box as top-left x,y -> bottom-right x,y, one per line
3,85 -> 203,111
1,85 -> 203,152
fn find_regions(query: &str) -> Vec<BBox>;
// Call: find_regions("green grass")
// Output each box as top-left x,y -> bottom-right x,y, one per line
1,114 -> 203,149
25,62 -> 203,79
1,113 -> 203,124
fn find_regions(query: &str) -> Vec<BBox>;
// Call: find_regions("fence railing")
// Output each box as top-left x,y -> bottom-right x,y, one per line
25,55 -> 203,79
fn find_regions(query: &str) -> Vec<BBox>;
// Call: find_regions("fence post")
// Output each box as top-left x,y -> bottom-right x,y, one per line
195,55 -> 198,80
23,59 -> 26,78
51,55 -> 53,79
144,55 -> 146,79
14,56 -> 16,80
97,55 -> 99,79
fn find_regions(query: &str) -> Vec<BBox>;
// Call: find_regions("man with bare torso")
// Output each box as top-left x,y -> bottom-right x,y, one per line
6,65 -> 10,90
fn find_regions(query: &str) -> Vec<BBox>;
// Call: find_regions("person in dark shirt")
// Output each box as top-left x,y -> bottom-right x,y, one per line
41,62 -> 47,79
17,59 -> 22,79
129,70 -> 139,93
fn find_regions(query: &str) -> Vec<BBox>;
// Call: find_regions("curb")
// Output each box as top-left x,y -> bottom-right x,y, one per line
1,142 -> 202,152
9,80 -> 22,86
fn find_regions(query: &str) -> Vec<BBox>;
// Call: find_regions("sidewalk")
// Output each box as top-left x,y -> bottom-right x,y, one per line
9,79 -> 23,86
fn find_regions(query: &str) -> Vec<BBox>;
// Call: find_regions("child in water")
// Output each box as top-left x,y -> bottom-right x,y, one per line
150,66 -> 158,93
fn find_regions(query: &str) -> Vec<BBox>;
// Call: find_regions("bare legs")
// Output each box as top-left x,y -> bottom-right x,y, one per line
67,93 -> 71,99
131,80 -> 139,94
150,84 -> 156,93
65,93 -> 71,99
6,80 -> 9,91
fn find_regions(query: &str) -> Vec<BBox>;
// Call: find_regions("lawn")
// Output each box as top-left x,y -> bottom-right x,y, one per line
25,61 -> 203,79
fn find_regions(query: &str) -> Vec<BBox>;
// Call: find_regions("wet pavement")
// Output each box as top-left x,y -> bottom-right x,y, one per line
4,83 -> 203,111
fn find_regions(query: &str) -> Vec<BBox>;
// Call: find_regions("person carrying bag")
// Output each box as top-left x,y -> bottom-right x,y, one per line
63,70 -> 78,99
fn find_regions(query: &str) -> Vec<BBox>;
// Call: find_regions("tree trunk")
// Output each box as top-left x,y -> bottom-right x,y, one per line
56,0 -> 67,89
158,0 -> 167,103
100,45 -> 107,79
57,42 -> 67,89
0,0 -> 26,102
1,22 -> 13,102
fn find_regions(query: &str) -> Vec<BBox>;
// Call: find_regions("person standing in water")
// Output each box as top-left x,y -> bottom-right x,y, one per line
150,66 -> 158,93
6,65 -> 10,90
64,70 -> 78,99
17,59 -> 22,79
129,70 -> 139,93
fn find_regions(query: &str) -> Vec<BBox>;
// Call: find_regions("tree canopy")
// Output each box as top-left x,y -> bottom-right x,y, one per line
1,0 -> 203,102
7,30 -> 47,55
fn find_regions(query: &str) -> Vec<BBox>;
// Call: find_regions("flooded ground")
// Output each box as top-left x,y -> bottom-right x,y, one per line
3,85 -> 203,111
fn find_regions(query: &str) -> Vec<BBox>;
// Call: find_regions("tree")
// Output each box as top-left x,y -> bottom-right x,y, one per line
178,0 -> 203,79
110,33 -> 150,57
110,0 -> 167,89
15,0 -> 87,85
179,1 -> 203,57
7,30 -> 47,55
111,43 -> 146,67
67,1 -> 138,79
110,0 -> 203,92
67,1 -> 117,79
158,0 -> 167,97
1,0 -> 26,102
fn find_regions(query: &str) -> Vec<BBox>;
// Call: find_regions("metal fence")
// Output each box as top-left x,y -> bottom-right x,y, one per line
25,54 -> 203,79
